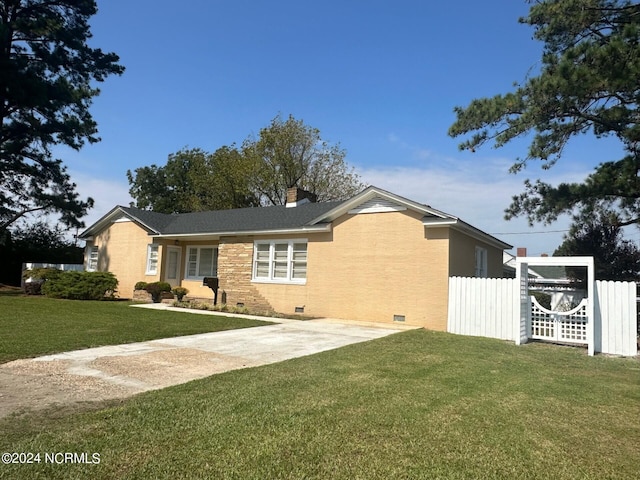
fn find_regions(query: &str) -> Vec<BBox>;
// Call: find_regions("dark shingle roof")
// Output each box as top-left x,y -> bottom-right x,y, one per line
119,207 -> 177,233
120,201 -> 343,235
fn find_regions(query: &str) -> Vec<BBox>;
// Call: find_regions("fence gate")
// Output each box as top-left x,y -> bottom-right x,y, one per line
530,297 -> 589,344
516,256 -> 595,355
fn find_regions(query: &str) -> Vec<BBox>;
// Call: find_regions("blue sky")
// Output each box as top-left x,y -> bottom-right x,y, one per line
52,0 -> 632,255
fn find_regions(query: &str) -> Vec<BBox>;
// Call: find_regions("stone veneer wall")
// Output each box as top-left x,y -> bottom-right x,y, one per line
217,239 -> 274,312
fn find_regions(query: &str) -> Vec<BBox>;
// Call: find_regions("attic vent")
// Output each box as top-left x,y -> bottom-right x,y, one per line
348,197 -> 407,215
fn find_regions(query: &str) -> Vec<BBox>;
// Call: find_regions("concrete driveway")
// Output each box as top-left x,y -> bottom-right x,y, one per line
0,307 -> 413,418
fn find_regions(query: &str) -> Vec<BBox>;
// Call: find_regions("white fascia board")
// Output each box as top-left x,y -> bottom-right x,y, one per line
79,206 -> 161,239
516,256 -> 594,267
309,186 -> 449,224
424,217 -> 512,250
79,206 -> 126,239
121,213 -> 162,235
153,223 -> 332,239
423,218 -> 458,227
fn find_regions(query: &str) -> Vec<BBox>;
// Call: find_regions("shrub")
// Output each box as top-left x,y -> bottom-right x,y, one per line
532,291 -> 552,310
171,286 -> 188,301
145,281 -> 172,303
22,268 -> 63,295
41,271 -> 118,300
134,281 -> 148,291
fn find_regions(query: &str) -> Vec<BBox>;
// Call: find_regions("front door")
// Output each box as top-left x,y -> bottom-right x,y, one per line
165,246 -> 182,288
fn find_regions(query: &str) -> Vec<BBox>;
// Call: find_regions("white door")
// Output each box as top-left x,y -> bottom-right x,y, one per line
165,246 -> 182,288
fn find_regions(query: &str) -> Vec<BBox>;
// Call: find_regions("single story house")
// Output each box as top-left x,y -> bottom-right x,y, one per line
79,186 -> 511,329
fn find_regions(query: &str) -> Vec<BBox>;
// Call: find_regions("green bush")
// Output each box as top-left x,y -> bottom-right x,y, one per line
532,291 -> 552,310
171,286 -> 188,301
145,282 -> 172,303
134,281 -> 148,290
22,268 -> 63,295
41,271 -> 118,300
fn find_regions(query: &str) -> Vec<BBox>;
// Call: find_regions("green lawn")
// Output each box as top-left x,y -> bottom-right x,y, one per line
0,329 -> 638,479
0,295 -> 272,363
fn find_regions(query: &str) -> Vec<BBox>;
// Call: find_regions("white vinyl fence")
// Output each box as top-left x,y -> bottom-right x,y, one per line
21,262 -> 84,288
448,277 -> 638,357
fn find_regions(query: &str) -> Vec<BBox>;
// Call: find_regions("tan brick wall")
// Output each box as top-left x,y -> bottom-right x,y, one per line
87,220 -> 159,298
448,229 -> 505,278
250,210 -> 452,329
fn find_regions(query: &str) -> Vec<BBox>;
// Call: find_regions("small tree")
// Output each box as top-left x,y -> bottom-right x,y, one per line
554,210 -> 640,281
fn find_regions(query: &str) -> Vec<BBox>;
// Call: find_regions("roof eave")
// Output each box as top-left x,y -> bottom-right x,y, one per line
78,206 -> 161,239
423,217 -> 512,250
151,223 -> 332,240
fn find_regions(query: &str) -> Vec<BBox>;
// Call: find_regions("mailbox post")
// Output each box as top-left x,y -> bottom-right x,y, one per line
202,277 -> 219,305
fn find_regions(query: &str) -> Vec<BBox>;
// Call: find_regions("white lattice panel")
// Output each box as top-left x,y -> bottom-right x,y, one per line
531,307 -> 554,339
558,302 -> 588,342
530,297 -> 588,345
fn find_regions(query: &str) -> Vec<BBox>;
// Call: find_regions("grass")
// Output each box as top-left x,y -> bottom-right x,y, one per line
0,295 -> 273,363
0,329 -> 638,479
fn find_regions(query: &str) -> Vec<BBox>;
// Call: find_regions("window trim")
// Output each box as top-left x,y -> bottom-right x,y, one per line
252,239 -> 307,284
87,246 -> 99,272
184,245 -> 218,280
145,244 -> 160,275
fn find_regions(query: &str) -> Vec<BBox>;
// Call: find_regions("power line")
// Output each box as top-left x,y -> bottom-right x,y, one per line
489,229 -> 569,235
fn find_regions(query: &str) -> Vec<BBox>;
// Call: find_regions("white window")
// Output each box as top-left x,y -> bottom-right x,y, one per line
253,240 -> 307,283
87,246 -> 99,271
475,246 -> 488,278
146,244 -> 159,275
185,246 -> 218,279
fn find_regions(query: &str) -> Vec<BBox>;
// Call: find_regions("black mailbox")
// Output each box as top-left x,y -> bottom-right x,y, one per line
202,277 -> 219,305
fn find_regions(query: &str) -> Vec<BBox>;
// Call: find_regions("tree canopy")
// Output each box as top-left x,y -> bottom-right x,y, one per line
126,147 -> 259,214
243,115 -> 365,205
127,115 -> 366,212
448,0 -> 640,227
0,0 -> 124,231
554,210 -> 640,280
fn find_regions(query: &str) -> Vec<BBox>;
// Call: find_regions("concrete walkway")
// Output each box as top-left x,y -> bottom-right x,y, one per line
0,306 -> 415,418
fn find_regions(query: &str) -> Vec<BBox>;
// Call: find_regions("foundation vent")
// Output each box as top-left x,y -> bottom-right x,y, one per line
393,314 -> 406,322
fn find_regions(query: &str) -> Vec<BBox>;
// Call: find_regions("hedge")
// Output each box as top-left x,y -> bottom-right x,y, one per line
40,271 -> 119,300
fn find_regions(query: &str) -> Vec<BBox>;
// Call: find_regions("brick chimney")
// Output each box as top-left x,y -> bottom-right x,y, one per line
286,187 -> 317,207
516,247 -> 527,257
